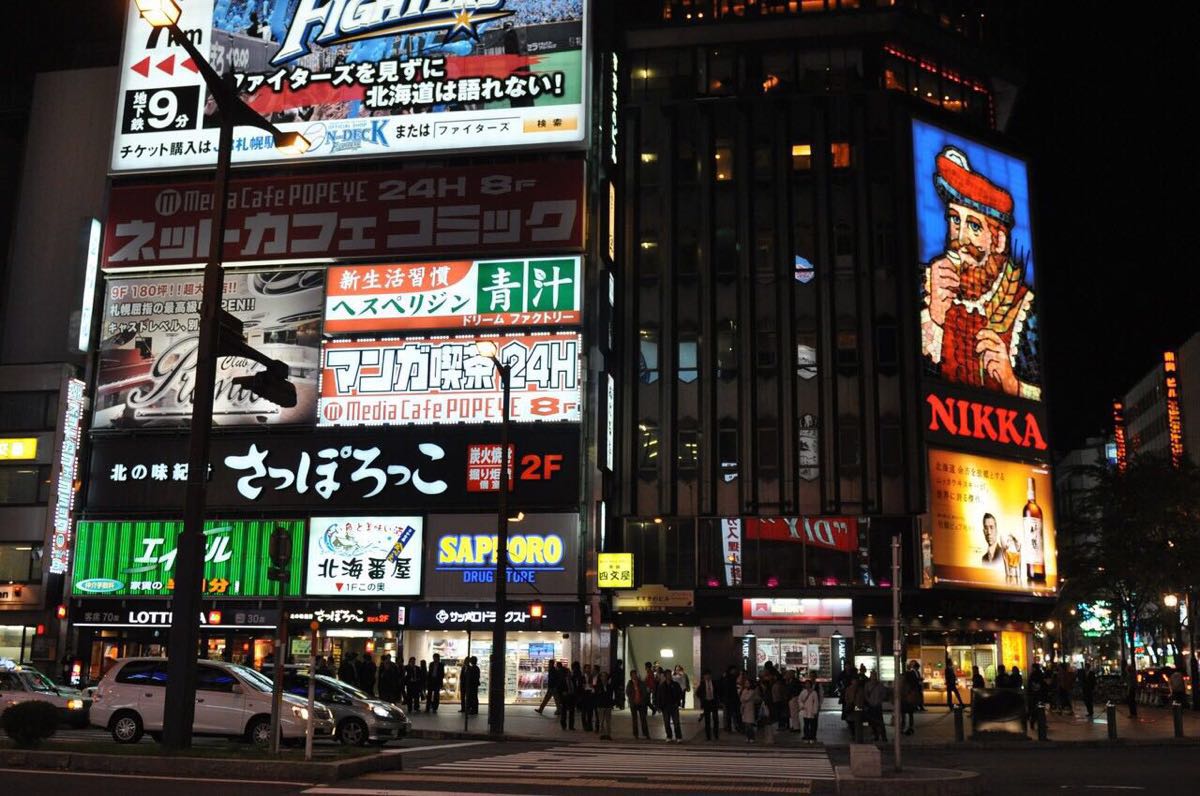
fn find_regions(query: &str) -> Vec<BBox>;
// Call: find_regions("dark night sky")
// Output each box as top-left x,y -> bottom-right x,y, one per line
1004,4 -> 1200,451
5,2 -> 1196,452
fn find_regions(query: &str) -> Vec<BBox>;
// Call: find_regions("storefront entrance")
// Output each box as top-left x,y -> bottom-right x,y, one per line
403,629 -> 571,705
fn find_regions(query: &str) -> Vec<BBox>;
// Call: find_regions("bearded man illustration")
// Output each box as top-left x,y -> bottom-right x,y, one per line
920,147 -> 1040,400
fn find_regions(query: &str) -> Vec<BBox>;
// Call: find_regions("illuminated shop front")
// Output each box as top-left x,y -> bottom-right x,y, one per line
735,598 -> 855,683
906,622 -> 1033,706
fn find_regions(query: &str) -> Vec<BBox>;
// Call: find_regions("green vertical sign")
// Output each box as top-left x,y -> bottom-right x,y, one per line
71,519 -> 304,598
476,260 -> 525,313
527,257 -> 578,311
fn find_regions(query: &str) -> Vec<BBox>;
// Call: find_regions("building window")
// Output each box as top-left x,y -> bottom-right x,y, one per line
836,325 -> 858,376
758,423 -> 779,475
757,330 -> 778,371
791,143 -> 813,171
830,142 -> 852,168
718,419 -> 739,482
0,391 -> 56,431
838,421 -> 861,471
791,142 -> 852,171
639,330 -> 660,384
0,543 -> 42,584
678,426 -> 700,473
798,414 -> 820,481
638,422 -> 660,476
876,320 -> 899,373
796,339 -> 818,380
714,145 -> 734,181
0,466 -> 48,505
678,337 -> 699,383
880,419 -> 903,476
717,320 -> 738,380
638,238 -> 660,280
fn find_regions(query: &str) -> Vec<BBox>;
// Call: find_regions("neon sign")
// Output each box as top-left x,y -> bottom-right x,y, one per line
925,392 -> 1047,451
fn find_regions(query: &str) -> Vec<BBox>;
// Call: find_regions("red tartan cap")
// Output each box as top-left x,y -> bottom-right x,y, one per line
934,148 -> 1014,228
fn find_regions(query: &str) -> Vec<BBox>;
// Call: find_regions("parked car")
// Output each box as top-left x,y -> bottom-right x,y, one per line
282,671 -> 410,746
0,658 -> 91,728
90,657 -> 334,745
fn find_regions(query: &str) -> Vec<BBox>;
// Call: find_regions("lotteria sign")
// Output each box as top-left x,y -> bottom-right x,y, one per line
71,519 -> 304,598
425,513 -> 579,600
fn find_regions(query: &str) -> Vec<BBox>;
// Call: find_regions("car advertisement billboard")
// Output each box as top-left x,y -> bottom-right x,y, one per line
71,519 -> 304,598
318,332 -> 582,426
93,270 -> 322,429
112,0 -> 588,172
101,161 -> 585,271
923,448 -> 1057,596
324,256 -> 582,333
914,119 -> 1041,402
305,516 -> 423,596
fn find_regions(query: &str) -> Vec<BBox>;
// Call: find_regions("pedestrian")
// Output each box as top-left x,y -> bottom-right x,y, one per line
656,670 -> 683,742
359,653 -> 377,698
338,651 -> 358,688
579,663 -> 595,731
971,665 -> 985,690
721,665 -> 741,733
403,656 -> 421,712
695,669 -> 720,741
1057,662 -> 1075,715
673,665 -> 691,710
613,659 -> 626,710
1169,667 -> 1187,705
995,664 -> 1010,689
643,662 -> 658,715
595,671 -> 614,740
1125,663 -> 1138,718
789,678 -> 803,733
560,661 -> 582,730
315,655 -> 334,677
461,656 -> 480,715
772,670 -> 790,731
865,670 -> 887,742
1082,662 -> 1097,718
426,653 -> 444,713
1009,665 -> 1023,690
1027,663 -> 1046,730
901,660 -> 921,736
739,675 -> 761,743
944,655 -> 964,708
378,653 -> 401,703
626,668 -> 650,738
800,678 -> 821,743
535,660 -> 557,714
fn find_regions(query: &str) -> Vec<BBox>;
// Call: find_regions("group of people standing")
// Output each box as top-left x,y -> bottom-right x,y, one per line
315,652 -> 453,713
537,659 -> 628,739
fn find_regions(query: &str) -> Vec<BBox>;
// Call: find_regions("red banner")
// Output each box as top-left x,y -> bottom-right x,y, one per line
742,517 -> 858,553
102,160 -> 585,270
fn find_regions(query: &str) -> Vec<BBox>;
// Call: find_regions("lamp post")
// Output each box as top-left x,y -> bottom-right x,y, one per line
1164,594 -> 1182,669
132,0 -> 309,751
476,339 -> 512,736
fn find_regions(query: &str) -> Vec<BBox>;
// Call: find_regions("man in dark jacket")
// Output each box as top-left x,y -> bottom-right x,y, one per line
461,656 -> 481,715
626,669 -> 650,738
358,653 -> 377,698
656,670 -> 683,742
1081,663 -> 1097,718
338,652 -> 359,688
696,669 -> 721,741
403,656 -> 421,712
426,653 -> 445,713
721,665 -> 741,732
378,654 -> 401,703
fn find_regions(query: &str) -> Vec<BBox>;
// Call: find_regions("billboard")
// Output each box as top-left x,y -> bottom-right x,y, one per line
93,270 -> 322,429
324,257 -> 582,333
71,519 -> 304,598
914,119 -> 1041,402
318,333 -> 581,425
924,449 -> 1057,595
306,516 -> 423,596
112,0 -> 588,172
101,161 -> 585,270
425,512 -> 579,600
86,425 -> 580,512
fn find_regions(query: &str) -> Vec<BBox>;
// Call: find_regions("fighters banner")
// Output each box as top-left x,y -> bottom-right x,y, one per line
93,270 -> 322,429
318,333 -> 582,426
101,160 -> 585,270
324,257 -> 582,333
111,0 -> 588,172
84,425 -> 580,513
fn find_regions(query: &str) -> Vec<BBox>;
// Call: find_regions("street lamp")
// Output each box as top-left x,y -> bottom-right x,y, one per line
476,338 -> 513,736
134,0 -> 309,752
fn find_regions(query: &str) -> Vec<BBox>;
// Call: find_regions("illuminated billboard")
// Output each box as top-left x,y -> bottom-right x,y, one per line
318,333 -> 582,425
306,516 -> 423,597
93,270 -> 322,428
112,0 -> 588,172
924,449 -> 1057,595
324,257 -> 582,333
914,119 -> 1041,402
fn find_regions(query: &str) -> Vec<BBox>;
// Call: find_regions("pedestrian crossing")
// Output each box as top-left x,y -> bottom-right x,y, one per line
373,741 -> 836,784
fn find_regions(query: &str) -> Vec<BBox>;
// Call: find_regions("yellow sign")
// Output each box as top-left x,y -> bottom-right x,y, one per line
0,438 -> 37,460
1000,631 -> 1028,673
597,552 -> 634,589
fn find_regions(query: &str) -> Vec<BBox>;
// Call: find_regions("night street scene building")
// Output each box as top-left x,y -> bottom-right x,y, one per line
6,0 -> 1066,712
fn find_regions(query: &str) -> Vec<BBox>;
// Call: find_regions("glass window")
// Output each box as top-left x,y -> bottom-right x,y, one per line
678,337 -> 699,383
196,665 -> 237,692
638,422 -> 660,477
639,330 -> 660,384
678,427 -> 700,473
836,328 -> 858,375
838,422 -> 861,470
798,414 -> 820,481
876,321 -> 899,371
0,467 -> 39,505
638,238 -> 660,279
0,392 -> 50,431
758,424 -> 779,474
791,143 -> 813,171
714,145 -> 734,181
717,321 -> 738,380
880,420 -> 903,476
796,341 -> 818,381
116,660 -> 168,686
757,331 -> 778,371
831,142 -> 852,169
0,544 -> 41,584
718,419 -> 739,482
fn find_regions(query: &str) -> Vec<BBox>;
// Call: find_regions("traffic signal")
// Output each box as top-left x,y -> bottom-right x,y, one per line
216,307 -> 298,408
529,602 -> 544,627
268,528 -> 292,582
56,605 -> 67,620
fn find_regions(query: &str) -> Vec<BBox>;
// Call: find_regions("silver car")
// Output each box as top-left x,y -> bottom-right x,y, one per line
283,671 -> 410,746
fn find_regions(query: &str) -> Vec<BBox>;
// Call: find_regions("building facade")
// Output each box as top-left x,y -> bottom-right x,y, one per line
1118,332 -> 1200,468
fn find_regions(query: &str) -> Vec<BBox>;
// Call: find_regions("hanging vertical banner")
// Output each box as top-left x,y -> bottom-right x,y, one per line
721,518 -> 743,586
1163,351 -> 1185,467
48,379 -> 86,575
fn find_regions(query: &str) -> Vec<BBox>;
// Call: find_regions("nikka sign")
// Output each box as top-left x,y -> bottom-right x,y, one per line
924,390 -> 1048,454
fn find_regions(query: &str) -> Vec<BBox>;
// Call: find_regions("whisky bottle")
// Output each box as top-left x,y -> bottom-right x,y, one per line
1023,477 -> 1046,583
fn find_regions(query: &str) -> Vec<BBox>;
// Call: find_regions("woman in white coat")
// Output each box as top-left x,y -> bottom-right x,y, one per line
799,678 -> 822,743
738,675 -> 761,743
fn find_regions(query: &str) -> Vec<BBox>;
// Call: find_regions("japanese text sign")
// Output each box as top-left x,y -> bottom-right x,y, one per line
306,516 -> 423,597
112,0 -> 588,172
597,552 -> 633,589
0,438 -> 37,460
48,379 -> 86,575
319,333 -> 582,426
71,519 -> 304,598
93,270 -> 322,429
741,517 -> 859,553
102,161 -> 585,270
741,598 -> 853,624
325,257 -> 581,333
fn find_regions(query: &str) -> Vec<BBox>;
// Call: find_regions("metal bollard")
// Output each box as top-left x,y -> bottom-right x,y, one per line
1173,702 -> 1184,738
1036,703 -> 1048,741
1106,701 -> 1117,740
953,705 -> 965,742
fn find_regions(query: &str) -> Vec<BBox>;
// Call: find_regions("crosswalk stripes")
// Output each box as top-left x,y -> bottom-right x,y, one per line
403,741 -> 837,782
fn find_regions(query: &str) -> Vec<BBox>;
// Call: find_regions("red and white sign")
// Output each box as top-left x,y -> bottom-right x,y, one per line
324,257 -> 582,333
742,517 -> 858,553
742,598 -> 853,624
102,161 -> 585,270
318,333 -> 582,426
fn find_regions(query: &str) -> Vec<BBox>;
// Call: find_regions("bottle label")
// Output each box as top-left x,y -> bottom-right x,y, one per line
1023,517 -> 1043,564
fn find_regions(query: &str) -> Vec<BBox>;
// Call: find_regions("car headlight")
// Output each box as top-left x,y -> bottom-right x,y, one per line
372,705 -> 391,718
66,699 -> 84,710
291,705 -> 310,721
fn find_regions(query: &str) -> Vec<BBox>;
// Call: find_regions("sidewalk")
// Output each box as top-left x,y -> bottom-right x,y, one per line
406,702 -> 1200,748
